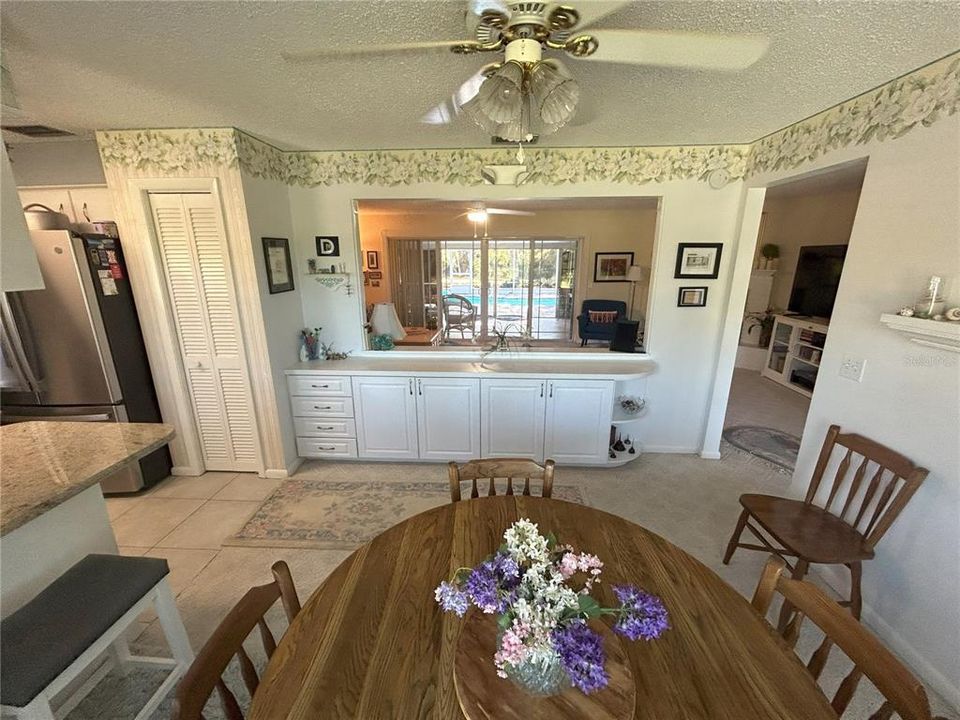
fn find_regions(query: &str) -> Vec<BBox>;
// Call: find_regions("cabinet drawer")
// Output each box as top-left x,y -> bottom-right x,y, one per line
288,375 -> 352,397
291,396 -> 354,418
294,417 -> 356,438
296,438 -> 358,458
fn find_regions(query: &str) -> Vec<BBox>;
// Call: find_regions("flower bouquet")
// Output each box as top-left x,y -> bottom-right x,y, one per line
435,519 -> 669,696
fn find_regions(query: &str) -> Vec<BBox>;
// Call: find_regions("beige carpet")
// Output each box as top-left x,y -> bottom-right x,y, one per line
227,478 -> 588,549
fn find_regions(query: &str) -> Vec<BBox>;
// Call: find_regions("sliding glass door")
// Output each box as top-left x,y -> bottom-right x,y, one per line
388,237 -> 578,343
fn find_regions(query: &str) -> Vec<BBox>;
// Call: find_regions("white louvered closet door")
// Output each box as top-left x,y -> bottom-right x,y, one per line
149,192 -> 260,472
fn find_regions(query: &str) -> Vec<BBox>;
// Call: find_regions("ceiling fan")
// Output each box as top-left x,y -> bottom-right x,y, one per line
458,204 -> 536,222
282,1 -> 770,142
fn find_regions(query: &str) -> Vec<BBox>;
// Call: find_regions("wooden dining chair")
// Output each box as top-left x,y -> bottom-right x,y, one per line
724,424 -> 927,626
448,458 -> 555,502
752,557 -> 946,720
172,561 -> 302,720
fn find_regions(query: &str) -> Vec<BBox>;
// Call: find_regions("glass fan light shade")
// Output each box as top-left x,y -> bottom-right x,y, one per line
528,61 -> 580,127
463,60 -> 525,125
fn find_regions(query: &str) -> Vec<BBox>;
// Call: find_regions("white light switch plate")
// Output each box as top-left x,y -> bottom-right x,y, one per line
839,355 -> 866,382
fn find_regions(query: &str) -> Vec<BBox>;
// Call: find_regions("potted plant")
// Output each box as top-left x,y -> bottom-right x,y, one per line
745,308 -> 777,347
760,243 -> 780,270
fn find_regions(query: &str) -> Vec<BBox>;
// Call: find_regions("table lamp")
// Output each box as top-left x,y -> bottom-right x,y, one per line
371,303 -> 407,341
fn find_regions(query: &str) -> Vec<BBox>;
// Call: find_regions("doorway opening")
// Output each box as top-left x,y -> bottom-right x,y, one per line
355,198 -> 657,350
722,161 -> 867,470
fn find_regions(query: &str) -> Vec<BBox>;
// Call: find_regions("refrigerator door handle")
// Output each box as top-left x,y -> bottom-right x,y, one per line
1,412 -> 113,422
0,295 -> 41,393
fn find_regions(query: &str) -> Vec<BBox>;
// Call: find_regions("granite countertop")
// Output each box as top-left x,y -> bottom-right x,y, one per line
0,421 -> 175,536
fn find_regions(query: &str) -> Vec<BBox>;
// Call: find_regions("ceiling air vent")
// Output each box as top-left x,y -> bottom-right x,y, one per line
492,135 -> 538,145
2,124 -> 74,138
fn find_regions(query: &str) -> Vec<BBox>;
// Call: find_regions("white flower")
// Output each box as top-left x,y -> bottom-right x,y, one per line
900,86 -> 940,127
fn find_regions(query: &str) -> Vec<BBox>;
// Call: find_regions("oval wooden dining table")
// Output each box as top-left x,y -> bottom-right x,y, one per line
248,496 -> 836,720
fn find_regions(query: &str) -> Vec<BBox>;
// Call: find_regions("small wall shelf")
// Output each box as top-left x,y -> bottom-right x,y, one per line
879,313 -> 960,353
311,273 -> 351,292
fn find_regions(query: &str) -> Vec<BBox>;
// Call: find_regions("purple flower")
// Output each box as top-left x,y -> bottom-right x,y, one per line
491,552 -> 521,589
434,581 -> 469,617
551,620 -> 609,694
464,561 -> 506,613
612,585 -> 670,641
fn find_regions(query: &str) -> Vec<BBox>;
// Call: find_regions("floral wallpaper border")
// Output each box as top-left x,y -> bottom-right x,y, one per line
748,52 -> 959,175
98,52 -> 959,187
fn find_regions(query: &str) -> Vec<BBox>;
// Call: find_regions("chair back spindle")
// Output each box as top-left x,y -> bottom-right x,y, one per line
802,425 -> 927,550
448,458 -> 555,502
173,561 -> 302,720
752,557 -> 940,720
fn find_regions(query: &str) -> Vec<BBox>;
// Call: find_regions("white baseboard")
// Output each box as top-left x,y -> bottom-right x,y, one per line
261,457 -> 304,479
812,565 -> 960,712
642,445 -> 700,454
700,450 -> 722,460
170,466 -> 203,477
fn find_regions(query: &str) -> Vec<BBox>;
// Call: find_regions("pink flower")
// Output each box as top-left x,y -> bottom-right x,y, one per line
577,553 -> 603,573
560,553 -> 579,578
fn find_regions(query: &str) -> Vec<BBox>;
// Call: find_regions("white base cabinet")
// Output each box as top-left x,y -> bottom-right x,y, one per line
353,376 -> 420,460
544,380 -> 615,465
480,379 -> 547,461
416,377 -> 480,461
291,372 -> 618,466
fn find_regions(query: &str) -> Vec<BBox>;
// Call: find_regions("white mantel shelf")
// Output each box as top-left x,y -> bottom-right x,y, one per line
879,313 -> 960,353
286,352 -> 656,380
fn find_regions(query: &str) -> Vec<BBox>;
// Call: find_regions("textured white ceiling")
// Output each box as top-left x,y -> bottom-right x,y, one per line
1,1 -> 958,151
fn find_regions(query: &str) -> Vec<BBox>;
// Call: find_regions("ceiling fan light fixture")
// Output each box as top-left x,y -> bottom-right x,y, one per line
528,60 -> 580,126
466,209 -> 489,223
464,59 -> 525,124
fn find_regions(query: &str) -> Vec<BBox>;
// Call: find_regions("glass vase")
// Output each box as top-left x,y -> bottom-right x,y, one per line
503,650 -> 571,696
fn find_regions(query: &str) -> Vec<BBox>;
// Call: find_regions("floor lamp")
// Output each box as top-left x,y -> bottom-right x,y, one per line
626,266 -> 648,319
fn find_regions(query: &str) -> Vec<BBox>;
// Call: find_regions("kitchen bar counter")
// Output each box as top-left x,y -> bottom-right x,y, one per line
0,421 -> 175,536
286,352 -> 656,380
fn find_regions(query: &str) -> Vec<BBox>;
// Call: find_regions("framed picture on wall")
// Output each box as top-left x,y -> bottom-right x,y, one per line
316,235 -> 340,256
675,243 -> 722,279
677,286 -> 708,307
366,250 -> 380,270
262,237 -> 294,294
594,252 -> 634,282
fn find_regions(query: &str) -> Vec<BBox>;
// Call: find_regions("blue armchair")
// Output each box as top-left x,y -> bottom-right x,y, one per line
577,300 -> 626,346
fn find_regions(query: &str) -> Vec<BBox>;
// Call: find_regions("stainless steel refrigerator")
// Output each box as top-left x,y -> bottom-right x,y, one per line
1,227 -> 171,492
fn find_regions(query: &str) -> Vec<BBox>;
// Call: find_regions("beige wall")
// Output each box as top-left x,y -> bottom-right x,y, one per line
761,185 -> 862,311
357,205 -> 658,325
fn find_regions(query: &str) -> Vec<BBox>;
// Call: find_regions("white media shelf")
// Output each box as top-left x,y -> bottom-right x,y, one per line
761,315 -> 829,398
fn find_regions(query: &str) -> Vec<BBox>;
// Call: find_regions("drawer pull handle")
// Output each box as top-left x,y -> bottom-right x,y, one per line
318,426 -> 335,430
311,384 -> 330,388
315,405 -> 332,410
318,446 -> 336,451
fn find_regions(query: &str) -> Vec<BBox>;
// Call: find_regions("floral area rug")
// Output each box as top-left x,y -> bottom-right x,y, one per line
227,478 -> 588,550
722,425 -> 800,472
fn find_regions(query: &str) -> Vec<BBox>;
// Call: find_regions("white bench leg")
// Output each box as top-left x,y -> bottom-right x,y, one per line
153,578 -> 194,668
108,636 -> 133,677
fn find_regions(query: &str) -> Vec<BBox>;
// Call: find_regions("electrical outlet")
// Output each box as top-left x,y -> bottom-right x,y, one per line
839,355 -> 866,382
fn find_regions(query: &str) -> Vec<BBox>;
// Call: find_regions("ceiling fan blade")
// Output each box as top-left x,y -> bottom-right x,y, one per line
282,40 -> 479,63
578,29 -> 770,71
420,69 -> 488,125
488,208 -> 536,216
569,0 -> 633,30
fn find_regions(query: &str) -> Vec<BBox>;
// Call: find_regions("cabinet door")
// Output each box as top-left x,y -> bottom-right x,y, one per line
543,380 -> 614,465
18,188 -> 76,222
353,376 -> 419,460
480,379 -> 546,461
416,377 -> 480,462
68,187 -> 115,223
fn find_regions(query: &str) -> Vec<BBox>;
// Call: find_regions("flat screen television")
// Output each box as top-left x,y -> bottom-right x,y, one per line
787,244 -> 848,319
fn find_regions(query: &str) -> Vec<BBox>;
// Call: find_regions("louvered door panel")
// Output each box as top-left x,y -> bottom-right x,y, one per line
149,192 -> 260,472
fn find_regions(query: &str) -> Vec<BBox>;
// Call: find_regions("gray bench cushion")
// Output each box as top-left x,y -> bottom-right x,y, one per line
1,553 -> 169,708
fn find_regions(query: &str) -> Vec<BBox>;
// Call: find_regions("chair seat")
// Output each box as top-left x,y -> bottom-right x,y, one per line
740,494 -> 875,564
0,554 -> 169,708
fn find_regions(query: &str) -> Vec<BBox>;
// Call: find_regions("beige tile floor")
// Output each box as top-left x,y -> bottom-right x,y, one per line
101,455 -> 957,720
724,367 -> 811,437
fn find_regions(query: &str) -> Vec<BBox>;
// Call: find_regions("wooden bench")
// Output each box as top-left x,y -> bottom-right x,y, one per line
0,554 -> 194,720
